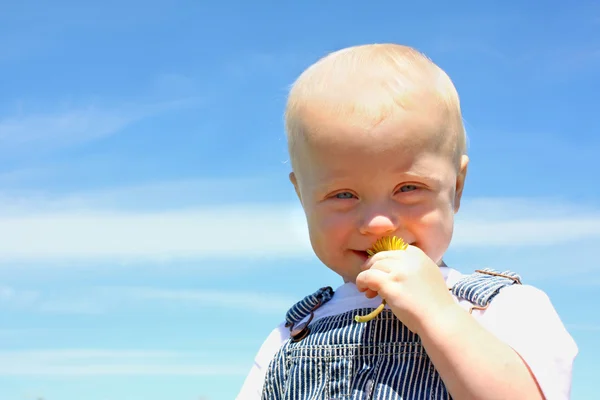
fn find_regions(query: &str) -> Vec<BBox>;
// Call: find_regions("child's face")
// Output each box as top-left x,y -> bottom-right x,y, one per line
290,105 -> 468,283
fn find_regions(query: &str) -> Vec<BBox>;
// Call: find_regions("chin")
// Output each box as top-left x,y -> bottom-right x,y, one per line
322,256 -> 362,282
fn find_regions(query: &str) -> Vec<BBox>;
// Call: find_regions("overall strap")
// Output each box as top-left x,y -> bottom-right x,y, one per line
284,286 -> 334,326
451,268 -> 522,311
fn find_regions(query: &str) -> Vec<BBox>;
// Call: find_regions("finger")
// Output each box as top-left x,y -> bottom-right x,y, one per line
365,255 -> 409,277
356,286 -> 379,298
368,250 -> 399,262
405,244 -> 424,255
356,268 -> 389,294
362,250 -> 405,271
404,244 -> 430,263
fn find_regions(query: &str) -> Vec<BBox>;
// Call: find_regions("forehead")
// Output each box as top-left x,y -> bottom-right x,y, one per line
293,109 -> 456,187
300,103 -> 450,158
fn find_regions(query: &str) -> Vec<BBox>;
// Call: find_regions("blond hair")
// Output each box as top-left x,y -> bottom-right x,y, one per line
285,43 -> 467,169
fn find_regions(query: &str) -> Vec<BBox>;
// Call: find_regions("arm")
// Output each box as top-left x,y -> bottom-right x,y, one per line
356,247 -> 576,400
419,303 -> 543,400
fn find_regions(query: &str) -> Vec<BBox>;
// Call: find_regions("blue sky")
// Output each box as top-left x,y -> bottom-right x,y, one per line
0,1 -> 598,399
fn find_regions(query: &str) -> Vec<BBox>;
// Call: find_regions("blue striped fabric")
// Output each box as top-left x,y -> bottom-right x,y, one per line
451,268 -> 521,308
263,269 -> 522,399
285,286 -> 334,326
263,309 -> 449,400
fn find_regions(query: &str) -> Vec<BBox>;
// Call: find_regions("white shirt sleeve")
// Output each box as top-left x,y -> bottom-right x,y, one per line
236,323 -> 289,400
477,284 -> 578,400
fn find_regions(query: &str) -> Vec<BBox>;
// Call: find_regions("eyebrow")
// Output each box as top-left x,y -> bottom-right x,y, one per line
399,171 -> 443,186
311,171 -> 443,194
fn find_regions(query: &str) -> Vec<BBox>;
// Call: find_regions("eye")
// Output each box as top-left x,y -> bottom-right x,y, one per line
334,191 -> 356,199
399,184 -> 418,192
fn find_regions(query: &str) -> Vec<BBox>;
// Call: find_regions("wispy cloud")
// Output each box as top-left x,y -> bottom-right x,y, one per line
114,287 -> 296,314
0,176 -> 276,214
0,284 -> 296,315
0,349 -> 247,376
431,37 -> 511,64
566,324 -> 600,332
0,193 -> 599,263
0,285 -> 39,307
453,197 -> 600,246
0,97 -> 200,155
224,51 -> 305,81
0,328 -> 43,340
542,45 -> 600,75
36,299 -> 107,315
563,277 -> 600,287
0,106 -> 135,146
453,217 -> 600,246
0,204 -> 311,263
0,285 -> 103,315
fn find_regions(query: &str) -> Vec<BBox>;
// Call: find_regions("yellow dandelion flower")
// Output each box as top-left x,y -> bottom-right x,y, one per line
354,236 -> 407,323
366,235 -> 408,256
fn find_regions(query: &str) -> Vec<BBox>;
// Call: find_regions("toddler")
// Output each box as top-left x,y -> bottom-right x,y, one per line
237,43 -> 577,400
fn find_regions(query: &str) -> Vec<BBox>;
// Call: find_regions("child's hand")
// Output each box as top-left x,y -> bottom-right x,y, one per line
355,245 -> 456,335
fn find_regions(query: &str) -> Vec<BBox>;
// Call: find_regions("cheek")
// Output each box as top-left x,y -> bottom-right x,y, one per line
408,202 -> 455,257
307,209 -> 353,246
313,210 -> 350,234
416,202 -> 454,234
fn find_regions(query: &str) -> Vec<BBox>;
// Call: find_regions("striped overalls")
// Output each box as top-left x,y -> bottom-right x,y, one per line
261,268 -> 522,400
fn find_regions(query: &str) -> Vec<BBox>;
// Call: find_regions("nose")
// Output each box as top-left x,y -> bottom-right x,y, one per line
359,214 -> 398,236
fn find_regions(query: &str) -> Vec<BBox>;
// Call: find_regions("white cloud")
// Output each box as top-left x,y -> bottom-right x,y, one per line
0,284 -> 296,315
457,197 -> 600,220
1,349 -> 180,359
0,285 -> 104,315
0,329 -> 41,339
0,193 -> 599,263
0,349 -> 247,376
566,324 -> 600,332
0,204 -> 311,262
0,106 -> 134,146
453,197 -> 600,246
0,285 -> 39,307
37,299 -> 107,315
0,97 -> 200,154
0,364 -> 247,376
114,287 -> 297,314
224,51 -> 304,80
0,177 -> 274,215
453,217 -> 600,246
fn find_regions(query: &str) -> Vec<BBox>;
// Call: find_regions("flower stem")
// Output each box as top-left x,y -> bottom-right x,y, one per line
353,235 -> 407,323
354,300 -> 386,322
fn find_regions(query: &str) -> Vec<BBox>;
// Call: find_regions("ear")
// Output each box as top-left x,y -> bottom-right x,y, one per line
289,171 -> 302,205
453,155 -> 469,213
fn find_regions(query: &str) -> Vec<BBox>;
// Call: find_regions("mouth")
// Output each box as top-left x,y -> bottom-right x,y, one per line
351,250 -> 371,261
351,241 -> 416,260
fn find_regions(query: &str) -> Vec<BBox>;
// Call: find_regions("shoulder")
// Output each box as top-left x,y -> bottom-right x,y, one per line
487,284 -> 577,399
449,268 -> 575,348
478,282 -> 576,349
456,269 -> 578,400
255,322 -> 291,367
237,286 -> 339,398
236,322 -> 290,399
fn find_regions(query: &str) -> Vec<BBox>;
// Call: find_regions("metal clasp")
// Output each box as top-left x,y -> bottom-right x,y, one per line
286,299 -> 321,342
